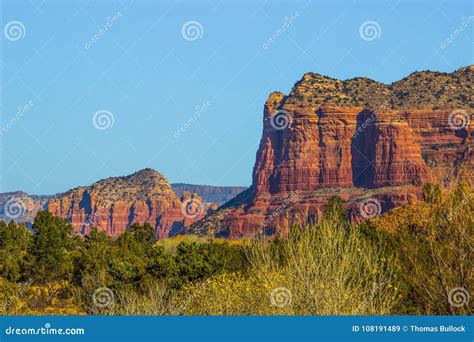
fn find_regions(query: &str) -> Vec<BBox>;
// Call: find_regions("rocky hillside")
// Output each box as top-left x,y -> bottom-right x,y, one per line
0,178 -> 245,233
0,192 -> 55,227
47,168 -> 211,238
288,65 -> 473,109
171,184 -> 247,205
186,66 -> 473,238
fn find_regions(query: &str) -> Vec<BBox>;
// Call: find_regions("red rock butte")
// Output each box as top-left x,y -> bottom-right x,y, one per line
187,66 -> 473,238
48,169 -> 208,238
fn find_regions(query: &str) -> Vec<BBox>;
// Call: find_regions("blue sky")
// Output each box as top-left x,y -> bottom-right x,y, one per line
1,0 -> 472,195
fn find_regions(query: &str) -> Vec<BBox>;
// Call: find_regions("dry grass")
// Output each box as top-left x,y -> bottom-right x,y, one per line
175,220 -> 400,315
155,234 -> 244,254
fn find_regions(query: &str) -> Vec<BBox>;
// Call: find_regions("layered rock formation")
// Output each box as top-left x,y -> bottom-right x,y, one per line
187,66 -> 473,238
47,169 -> 208,238
0,183 -> 244,229
0,192 -> 55,227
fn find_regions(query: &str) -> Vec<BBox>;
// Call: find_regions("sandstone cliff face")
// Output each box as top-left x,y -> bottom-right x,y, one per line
252,104 -> 430,193
187,66 -> 473,238
406,109 -> 473,169
370,112 -> 428,187
47,169 -> 207,238
0,183 -> 242,230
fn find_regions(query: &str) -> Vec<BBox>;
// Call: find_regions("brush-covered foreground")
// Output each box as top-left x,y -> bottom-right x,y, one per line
0,181 -> 472,315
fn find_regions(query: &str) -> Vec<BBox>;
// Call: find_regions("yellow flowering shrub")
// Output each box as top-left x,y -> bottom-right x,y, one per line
175,272 -> 292,315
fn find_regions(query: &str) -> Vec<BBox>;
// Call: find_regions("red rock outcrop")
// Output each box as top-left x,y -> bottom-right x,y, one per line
405,109 -> 472,169
371,111 -> 428,187
0,192 -> 53,227
187,66 -> 473,238
48,169 -> 207,238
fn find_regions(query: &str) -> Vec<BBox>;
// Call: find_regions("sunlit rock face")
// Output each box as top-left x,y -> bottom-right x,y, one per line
186,67 -> 472,238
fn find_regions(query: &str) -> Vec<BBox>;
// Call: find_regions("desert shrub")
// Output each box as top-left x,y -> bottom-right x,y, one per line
422,182 -> 442,204
324,195 -> 346,221
71,227 -> 246,313
175,272 -> 274,315
180,219 -> 400,315
395,181 -> 473,315
0,277 -> 80,315
79,279 -> 175,316
146,245 -> 178,280
174,241 -> 245,286
0,277 -> 26,314
111,280 -> 175,315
